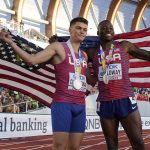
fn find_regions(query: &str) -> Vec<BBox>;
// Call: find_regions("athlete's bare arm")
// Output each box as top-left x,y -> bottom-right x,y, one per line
120,40 -> 150,61
86,48 -> 98,86
0,30 -> 65,65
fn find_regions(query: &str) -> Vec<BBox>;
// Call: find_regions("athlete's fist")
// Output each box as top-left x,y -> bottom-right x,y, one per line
0,29 -> 13,45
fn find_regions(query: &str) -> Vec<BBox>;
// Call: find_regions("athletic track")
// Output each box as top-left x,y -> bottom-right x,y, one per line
0,130 -> 150,150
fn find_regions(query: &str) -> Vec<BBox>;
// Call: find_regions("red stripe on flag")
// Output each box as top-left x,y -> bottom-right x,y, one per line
135,41 -> 150,47
1,65 -> 56,87
129,72 -> 150,78
1,74 -> 54,96
114,27 -> 150,39
130,61 -> 150,68
131,82 -> 150,88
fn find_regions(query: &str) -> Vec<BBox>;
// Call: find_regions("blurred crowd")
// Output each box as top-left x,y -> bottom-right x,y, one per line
134,87 -> 150,101
0,87 -> 150,114
0,87 -> 45,113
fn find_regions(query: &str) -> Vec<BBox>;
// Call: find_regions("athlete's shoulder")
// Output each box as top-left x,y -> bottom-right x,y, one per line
119,40 -> 133,47
118,40 -> 134,53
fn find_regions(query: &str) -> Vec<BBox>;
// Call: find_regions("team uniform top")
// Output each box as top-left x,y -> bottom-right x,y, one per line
53,42 -> 87,105
93,42 -> 134,101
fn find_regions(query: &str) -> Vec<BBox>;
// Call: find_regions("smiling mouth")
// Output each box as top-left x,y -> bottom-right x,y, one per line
79,35 -> 85,38
105,34 -> 111,37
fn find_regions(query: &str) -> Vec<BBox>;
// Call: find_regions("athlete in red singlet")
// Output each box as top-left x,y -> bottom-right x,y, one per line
87,20 -> 150,150
53,42 -> 87,104
0,17 -> 88,150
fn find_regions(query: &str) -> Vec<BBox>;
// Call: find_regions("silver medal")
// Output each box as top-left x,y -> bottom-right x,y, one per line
103,74 -> 109,84
73,79 -> 82,90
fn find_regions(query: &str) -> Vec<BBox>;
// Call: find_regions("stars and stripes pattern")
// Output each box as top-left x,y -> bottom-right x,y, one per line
0,34 -> 55,107
114,27 -> 150,88
0,27 -> 150,106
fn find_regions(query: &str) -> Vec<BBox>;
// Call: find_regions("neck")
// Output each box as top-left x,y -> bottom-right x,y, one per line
70,38 -> 80,53
101,39 -> 113,51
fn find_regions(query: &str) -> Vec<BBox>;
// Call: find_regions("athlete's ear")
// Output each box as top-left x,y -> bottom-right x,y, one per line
69,27 -> 72,34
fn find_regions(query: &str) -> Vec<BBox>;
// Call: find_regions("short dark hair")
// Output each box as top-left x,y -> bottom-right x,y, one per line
70,17 -> 88,27
98,20 -> 111,28
97,20 -> 113,35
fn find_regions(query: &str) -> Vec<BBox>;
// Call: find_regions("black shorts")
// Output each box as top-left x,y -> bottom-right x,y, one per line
96,97 -> 138,119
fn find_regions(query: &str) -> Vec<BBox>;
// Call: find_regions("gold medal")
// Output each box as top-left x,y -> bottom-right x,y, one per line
99,43 -> 114,84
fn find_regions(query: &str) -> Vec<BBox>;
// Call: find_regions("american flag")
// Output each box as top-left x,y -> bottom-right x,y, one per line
0,34 -> 56,107
0,28 -> 150,106
114,27 -> 150,88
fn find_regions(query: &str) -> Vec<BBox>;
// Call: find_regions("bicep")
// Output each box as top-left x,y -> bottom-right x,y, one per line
128,48 -> 150,60
32,44 -> 57,64
122,41 -> 150,60
121,41 -> 137,53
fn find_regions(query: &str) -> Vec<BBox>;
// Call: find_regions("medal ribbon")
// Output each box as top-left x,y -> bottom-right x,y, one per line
66,39 -> 83,79
99,43 -> 115,75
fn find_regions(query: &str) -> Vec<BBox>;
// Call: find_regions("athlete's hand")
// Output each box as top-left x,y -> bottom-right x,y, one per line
0,29 -> 13,45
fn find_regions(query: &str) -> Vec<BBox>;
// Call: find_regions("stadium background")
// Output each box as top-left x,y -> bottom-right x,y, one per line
0,0 -> 150,143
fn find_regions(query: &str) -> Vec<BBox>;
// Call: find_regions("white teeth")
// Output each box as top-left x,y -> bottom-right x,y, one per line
106,34 -> 111,36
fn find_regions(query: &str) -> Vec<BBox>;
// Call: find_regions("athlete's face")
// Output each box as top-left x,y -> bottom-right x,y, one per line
97,20 -> 114,41
69,22 -> 88,42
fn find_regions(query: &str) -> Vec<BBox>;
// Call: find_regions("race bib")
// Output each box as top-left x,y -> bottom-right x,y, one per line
68,73 -> 86,92
129,97 -> 137,104
98,63 -> 122,81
